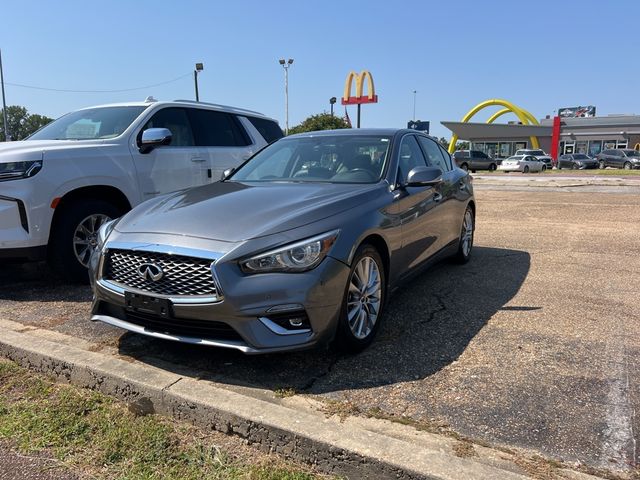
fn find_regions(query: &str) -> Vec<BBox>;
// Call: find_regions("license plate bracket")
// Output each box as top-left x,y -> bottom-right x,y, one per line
125,292 -> 172,318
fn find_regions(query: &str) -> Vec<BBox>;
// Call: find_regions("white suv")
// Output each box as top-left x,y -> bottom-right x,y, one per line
0,98 -> 282,281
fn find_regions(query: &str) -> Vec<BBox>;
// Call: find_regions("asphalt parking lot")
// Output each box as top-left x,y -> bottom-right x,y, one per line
1,184 -> 639,475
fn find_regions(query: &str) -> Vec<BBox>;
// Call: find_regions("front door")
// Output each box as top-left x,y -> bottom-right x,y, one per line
131,107 -> 209,201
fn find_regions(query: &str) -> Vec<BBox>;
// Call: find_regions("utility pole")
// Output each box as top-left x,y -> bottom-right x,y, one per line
0,49 -> 9,141
278,58 -> 293,134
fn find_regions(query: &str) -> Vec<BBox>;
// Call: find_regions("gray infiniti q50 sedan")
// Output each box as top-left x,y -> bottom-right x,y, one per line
89,129 -> 475,354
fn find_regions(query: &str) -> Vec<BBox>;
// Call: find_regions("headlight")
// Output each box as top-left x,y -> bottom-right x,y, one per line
0,161 -> 43,182
96,218 -> 119,251
240,230 -> 339,273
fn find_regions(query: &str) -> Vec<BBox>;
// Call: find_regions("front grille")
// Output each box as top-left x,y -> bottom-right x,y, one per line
124,310 -> 242,341
104,249 -> 218,297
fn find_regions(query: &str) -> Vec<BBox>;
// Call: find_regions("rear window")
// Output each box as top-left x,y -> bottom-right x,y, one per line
247,117 -> 284,144
187,109 -> 250,147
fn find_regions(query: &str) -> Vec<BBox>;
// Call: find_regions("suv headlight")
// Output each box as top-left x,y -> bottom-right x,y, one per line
0,161 -> 43,181
240,230 -> 339,273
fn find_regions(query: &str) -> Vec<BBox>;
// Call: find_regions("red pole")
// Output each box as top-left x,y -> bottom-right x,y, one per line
550,116 -> 561,165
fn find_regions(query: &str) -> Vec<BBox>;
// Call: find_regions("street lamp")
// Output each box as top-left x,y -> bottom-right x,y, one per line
412,90 -> 417,121
194,62 -> 204,102
329,97 -> 336,116
278,58 -> 294,134
0,49 -> 9,141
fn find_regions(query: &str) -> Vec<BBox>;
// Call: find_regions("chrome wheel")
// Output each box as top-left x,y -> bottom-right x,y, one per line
347,256 -> 382,340
73,214 -> 111,267
461,209 -> 474,257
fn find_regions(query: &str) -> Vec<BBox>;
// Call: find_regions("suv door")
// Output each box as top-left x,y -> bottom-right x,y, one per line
131,107 -> 207,201
187,108 -> 257,181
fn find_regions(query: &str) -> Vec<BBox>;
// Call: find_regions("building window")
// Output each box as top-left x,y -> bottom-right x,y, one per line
604,140 -> 617,149
589,140 -> 602,157
616,140 -> 628,148
499,142 -> 511,158
515,141 -> 527,151
576,141 -> 588,154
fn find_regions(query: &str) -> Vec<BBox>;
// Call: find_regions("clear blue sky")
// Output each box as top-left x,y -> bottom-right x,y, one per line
1,0 -> 638,139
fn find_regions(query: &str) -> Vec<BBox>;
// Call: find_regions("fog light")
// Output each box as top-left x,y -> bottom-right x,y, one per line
266,310 -> 310,331
288,316 -> 305,327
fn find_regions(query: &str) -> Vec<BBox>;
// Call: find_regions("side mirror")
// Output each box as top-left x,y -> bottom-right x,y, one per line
405,166 -> 443,187
139,128 -> 172,154
221,167 -> 235,180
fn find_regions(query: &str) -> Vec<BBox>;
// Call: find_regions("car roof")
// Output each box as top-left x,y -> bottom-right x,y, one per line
285,128 -> 427,138
74,99 -> 276,121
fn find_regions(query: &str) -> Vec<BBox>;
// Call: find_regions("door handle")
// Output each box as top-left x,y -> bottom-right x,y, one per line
433,193 -> 443,202
191,157 -> 206,163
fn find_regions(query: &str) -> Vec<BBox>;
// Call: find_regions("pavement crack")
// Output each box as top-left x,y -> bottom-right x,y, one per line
417,293 -> 447,325
299,354 -> 339,392
161,377 -> 183,392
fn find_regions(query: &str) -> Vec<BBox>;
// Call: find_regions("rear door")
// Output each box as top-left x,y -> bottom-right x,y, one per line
131,107 -> 207,200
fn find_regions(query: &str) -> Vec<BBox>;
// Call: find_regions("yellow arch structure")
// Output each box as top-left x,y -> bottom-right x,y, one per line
635,143 -> 640,151
448,99 -> 540,153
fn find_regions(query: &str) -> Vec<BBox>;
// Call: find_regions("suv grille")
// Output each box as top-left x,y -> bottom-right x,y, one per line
104,249 -> 217,297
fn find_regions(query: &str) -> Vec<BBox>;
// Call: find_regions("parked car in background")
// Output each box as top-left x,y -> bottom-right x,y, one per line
596,149 -> 640,170
498,155 -> 546,173
452,150 -> 498,172
0,98 -> 282,282
557,153 -> 599,170
515,148 -> 554,169
90,129 -> 475,354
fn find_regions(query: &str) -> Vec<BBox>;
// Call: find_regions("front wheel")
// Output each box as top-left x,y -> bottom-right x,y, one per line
599,160 -> 606,169
453,206 -> 474,264
624,162 -> 632,170
335,245 -> 386,353
460,163 -> 469,172
541,165 -> 547,172
48,200 -> 121,283
489,163 -> 497,171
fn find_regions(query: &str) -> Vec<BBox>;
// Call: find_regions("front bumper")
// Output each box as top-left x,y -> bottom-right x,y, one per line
90,245 -> 350,354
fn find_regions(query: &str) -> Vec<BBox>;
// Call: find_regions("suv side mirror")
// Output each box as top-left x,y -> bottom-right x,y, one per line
221,167 -> 235,180
139,128 -> 172,154
405,166 -> 442,187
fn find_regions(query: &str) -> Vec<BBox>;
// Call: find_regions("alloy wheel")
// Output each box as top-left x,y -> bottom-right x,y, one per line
347,256 -> 382,340
73,214 -> 111,267
461,209 -> 474,257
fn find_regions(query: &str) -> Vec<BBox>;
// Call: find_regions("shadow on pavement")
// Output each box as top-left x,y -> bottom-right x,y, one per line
117,246 -> 531,395
0,262 -> 91,303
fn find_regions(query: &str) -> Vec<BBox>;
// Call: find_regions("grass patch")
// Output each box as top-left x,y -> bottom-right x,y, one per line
273,387 -> 297,399
0,359 -> 332,480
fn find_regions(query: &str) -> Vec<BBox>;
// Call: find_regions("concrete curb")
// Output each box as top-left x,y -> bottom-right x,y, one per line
0,324 -> 603,480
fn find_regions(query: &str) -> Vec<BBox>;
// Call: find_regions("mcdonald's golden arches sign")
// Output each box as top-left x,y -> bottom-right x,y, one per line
342,70 -> 378,105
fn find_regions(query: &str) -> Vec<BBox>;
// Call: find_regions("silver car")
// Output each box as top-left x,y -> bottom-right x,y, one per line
89,129 -> 475,354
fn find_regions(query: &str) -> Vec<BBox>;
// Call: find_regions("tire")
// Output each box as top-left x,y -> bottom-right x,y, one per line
523,165 -> 530,173
453,205 -> 474,264
460,163 -> 469,172
599,160 -> 606,169
335,244 -> 386,353
572,163 -> 579,170
541,165 -> 547,172
557,164 -> 562,170
624,162 -> 632,170
489,163 -> 497,171
48,199 -> 121,283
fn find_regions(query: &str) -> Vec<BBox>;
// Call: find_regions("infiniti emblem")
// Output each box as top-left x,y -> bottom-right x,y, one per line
137,263 -> 164,282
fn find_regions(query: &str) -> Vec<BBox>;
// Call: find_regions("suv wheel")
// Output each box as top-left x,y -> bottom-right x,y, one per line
599,160 -> 606,169
489,163 -> 497,171
624,162 -> 632,170
460,163 -> 469,172
49,199 -> 121,283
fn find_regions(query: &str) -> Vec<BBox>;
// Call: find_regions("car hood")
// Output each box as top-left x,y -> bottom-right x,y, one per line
116,181 -> 384,242
0,139 -> 108,162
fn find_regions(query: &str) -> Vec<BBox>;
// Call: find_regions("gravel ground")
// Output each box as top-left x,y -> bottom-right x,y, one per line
1,187 -> 639,474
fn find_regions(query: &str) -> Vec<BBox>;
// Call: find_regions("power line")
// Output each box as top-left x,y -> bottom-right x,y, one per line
4,72 -> 192,93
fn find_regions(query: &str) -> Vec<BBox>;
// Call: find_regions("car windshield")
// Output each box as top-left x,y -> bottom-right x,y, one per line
625,150 -> 640,157
28,106 -> 147,140
230,135 -> 391,183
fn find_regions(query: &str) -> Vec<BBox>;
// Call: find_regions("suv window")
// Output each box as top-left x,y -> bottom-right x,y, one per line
454,151 -> 469,158
187,109 -> 250,147
418,136 -> 450,172
398,135 -> 427,180
143,107 -> 195,146
247,117 -> 283,144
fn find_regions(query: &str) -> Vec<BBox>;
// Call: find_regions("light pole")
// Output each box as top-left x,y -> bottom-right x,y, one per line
194,62 -> 204,102
329,97 -> 336,116
412,90 -> 417,121
278,58 -> 293,134
0,49 -> 9,142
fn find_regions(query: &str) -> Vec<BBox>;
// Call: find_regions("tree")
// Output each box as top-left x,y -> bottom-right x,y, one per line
438,136 -> 469,151
288,113 -> 350,135
0,106 -> 53,141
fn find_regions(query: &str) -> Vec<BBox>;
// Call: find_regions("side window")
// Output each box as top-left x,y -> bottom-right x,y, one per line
187,109 -> 251,147
438,144 -> 454,170
246,117 -> 284,144
398,135 -> 427,180
418,136 -> 451,172
143,108 -> 194,146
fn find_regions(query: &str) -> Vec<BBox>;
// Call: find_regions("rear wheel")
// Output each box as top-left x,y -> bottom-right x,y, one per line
453,206 -> 474,264
557,163 -> 562,170
624,162 -> 632,170
572,163 -> 579,170
523,165 -> 530,173
335,245 -> 385,353
599,160 -> 606,169
460,163 -> 469,172
48,199 -> 121,283
489,163 -> 497,171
